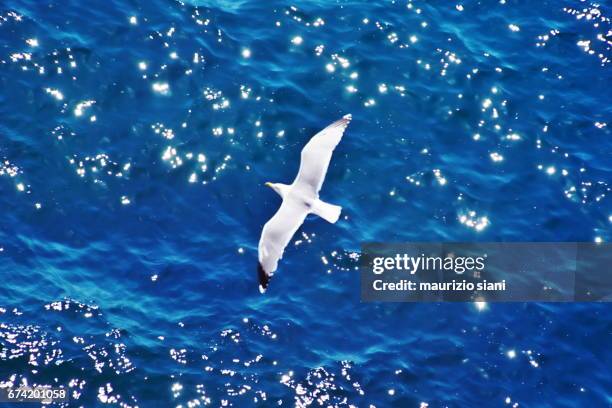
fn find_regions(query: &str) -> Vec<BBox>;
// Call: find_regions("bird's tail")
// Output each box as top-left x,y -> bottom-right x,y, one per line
312,200 -> 342,224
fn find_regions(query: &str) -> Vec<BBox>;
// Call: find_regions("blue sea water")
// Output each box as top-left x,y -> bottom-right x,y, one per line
0,0 -> 611,406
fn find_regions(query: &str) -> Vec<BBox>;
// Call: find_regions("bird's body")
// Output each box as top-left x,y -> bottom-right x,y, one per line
258,115 -> 352,292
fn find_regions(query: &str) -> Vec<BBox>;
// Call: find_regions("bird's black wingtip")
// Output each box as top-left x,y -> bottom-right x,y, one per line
258,263 -> 269,293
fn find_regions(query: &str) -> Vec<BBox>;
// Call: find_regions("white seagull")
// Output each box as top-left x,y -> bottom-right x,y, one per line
258,114 -> 352,292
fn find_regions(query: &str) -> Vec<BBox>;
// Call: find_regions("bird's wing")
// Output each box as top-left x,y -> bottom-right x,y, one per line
258,198 -> 309,291
293,114 -> 351,194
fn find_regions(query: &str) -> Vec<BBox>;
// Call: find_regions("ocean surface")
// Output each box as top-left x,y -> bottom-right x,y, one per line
1,0 -> 611,406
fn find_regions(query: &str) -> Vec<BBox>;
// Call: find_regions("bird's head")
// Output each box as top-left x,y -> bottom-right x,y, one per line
265,182 -> 288,198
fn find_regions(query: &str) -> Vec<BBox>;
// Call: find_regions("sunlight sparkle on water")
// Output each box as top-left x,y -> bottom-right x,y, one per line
152,82 -> 169,95
74,100 -> 95,117
459,211 -> 490,231
490,152 -> 504,162
45,88 -> 64,100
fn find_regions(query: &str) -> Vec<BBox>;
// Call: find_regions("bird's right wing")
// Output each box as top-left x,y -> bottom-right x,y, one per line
293,114 -> 352,194
258,198 -> 309,291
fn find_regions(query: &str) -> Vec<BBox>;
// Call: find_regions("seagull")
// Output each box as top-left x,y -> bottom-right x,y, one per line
258,114 -> 352,292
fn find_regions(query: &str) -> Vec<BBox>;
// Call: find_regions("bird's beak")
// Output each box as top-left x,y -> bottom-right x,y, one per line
265,182 -> 272,188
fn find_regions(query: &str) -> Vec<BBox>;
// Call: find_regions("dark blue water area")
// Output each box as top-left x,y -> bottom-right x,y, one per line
0,0 -> 611,406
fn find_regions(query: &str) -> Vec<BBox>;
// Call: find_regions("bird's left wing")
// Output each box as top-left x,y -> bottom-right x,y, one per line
258,199 -> 309,291
293,114 -> 351,194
